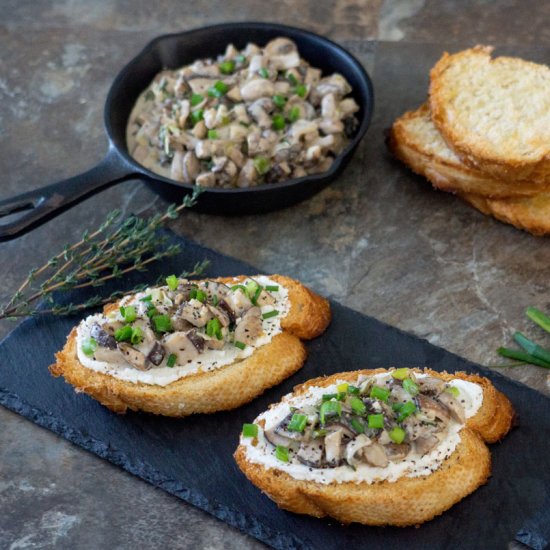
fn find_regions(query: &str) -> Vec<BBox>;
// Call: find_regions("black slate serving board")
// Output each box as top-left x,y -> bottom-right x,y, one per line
1,234 -> 550,550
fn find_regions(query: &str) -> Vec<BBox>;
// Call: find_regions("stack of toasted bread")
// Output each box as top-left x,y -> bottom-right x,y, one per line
389,46 -> 550,236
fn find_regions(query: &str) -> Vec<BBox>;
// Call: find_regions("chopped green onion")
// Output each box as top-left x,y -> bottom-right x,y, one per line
391,368 -> 410,380
146,306 -> 159,318
337,392 -> 347,401
288,106 -> 300,123
235,54 -> 246,63
347,385 -> 360,395
190,109 -> 204,124
272,95 -> 287,108
253,156 -> 271,176
272,113 -> 285,130
295,84 -> 307,97
139,294 -> 152,302
403,378 -> 419,396
262,310 -> 279,320
219,60 -> 235,74
114,325 -> 133,342
230,284 -> 247,293
497,347 -> 550,369
165,274 -> 178,291
242,423 -> 258,438
367,414 -> 385,429
275,445 -> 289,462
312,429 -> 327,438
287,72 -> 298,85
265,285 -> 279,292
350,396 -> 366,415
350,418 -> 365,434
190,288 -> 207,303
513,331 -> 550,365
207,80 -> 229,98
245,280 -> 261,304
207,129 -> 218,139
206,318 -> 223,340
130,326 -> 143,345
258,67 -> 269,78
166,353 -> 177,368
287,413 -> 308,433
337,383 -> 349,393
190,93 -> 204,106
234,341 -> 246,350
321,393 -> 338,402
446,386 -> 460,397
397,401 -> 417,423
144,89 -> 155,101
212,294 -> 219,306
120,305 -> 137,323
320,400 -> 342,424
82,338 -> 97,357
152,314 -> 172,333
370,386 -> 390,402
389,426 -> 406,444
526,306 -> 550,334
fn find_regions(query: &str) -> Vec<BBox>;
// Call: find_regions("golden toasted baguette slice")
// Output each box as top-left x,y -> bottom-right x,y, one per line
389,103 -> 549,198
459,192 -> 550,236
235,368 -> 514,526
429,46 -> 550,184
51,274 -> 330,416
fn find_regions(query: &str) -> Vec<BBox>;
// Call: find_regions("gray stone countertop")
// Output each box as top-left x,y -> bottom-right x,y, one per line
1,1 -> 549,548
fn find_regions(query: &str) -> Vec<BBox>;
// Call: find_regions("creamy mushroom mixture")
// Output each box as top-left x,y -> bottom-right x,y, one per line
241,370 -> 483,484
76,276 -> 289,386
126,38 -> 359,188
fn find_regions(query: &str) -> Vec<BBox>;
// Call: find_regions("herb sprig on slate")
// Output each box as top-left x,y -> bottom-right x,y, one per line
497,307 -> 550,370
0,187 -> 207,320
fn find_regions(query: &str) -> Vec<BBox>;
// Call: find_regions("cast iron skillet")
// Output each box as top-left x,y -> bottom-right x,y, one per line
0,22 -> 373,241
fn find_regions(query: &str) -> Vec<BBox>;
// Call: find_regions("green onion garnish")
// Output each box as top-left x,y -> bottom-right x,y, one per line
114,325 -> 133,342
262,310 -> 279,320
397,401 -> 417,423
370,386 -> 390,402
152,314 -> 172,333
234,341 -> 246,350
350,396 -> 366,415
190,93 -> 204,106
288,106 -> 300,123
272,95 -> 286,108
207,80 -> 229,98
166,353 -> 177,368
130,326 -> 143,345
206,318 -> 223,340
139,294 -> 152,302
350,418 -> 365,434
219,60 -> 235,74
146,306 -> 159,318
265,285 -> 279,292
245,280 -> 262,304
526,306 -> 550,334
258,68 -> 269,78
347,385 -> 360,395
497,347 -> 550,369
190,288 -> 207,303
230,284 -> 247,293
272,114 -> 285,130
295,84 -> 307,97
322,393 -> 338,402
212,294 -> 219,306
391,368 -> 410,380
275,445 -> 289,462
82,337 -> 97,356
337,383 -> 349,393
120,305 -> 137,323
403,378 -> 419,396
287,72 -> 298,85
235,54 -> 246,63
320,400 -> 342,425
312,429 -> 327,439
367,414 -> 385,429
190,109 -> 204,124
287,413 -> 308,433
253,156 -> 271,176
242,423 -> 258,438
446,386 -> 460,397
207,129 -> 218,139
513,331 -> 550,365
165,274 -> 178,291
389,426 -> 406,444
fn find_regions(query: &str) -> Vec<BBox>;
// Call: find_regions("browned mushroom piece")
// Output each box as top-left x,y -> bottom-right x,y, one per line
414,435 -> 440,456
324,429 -> 344,466
176,299 -> 213,327
118,343 -> 151,371
234,306 -> 262,344
384,443 -> 411,461
437,391 -> 466,423
362,442 -> 389,468
162,330 -> 204,364
416,394 -> 452,424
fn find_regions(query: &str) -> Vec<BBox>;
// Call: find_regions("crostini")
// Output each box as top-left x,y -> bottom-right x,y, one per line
51,274 -> 330,416
234,368 -> 514,526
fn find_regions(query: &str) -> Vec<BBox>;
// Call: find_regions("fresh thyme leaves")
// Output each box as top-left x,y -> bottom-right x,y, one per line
497,306 -> 550,370
0,187 -> 208,320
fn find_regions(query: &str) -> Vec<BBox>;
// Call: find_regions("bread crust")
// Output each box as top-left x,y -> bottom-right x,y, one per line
50,275 -> 330,416
234,368 -> 514,526
429,46 -> 550,184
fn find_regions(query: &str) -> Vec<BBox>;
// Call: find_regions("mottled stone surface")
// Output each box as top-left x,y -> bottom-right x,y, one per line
1,1 -> 549,548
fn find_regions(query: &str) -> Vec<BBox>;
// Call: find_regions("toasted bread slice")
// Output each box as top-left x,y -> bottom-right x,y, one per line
389,104 -> 549,198
235,368 -> 514,526
50,274 -> 331,416
429,46 -> 550,184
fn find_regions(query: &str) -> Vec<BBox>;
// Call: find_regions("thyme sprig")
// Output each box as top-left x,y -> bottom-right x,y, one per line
0,187 -> 208,320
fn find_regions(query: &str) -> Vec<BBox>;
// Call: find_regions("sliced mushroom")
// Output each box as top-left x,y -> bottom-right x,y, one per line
118,343 -> 151,371
217,299 -> 237,324
240,79 -> 275,102
203,334 -> 225,350
437,391 -> 466,423
206,305 -> 230,327
416,395 -> 451,424
362,442 -> 389,468
234,306 -> 262,344
345,434 -> 372,467
265,423 -> 294,448
176,299 -> 213,327
90,323 -> 116,349
414,435 -> 440,456
188,77 -> 218,95
415,375 -> 446,396
296,442 -> 325,468
93,346 -> 125,363
256,289 -> 277,306
162,330 -> 203,364
147,341 -> 165,366
224,288 -> 253,316
384,443 -> 411,461
195,172 -> 217,187
324,429 -> 344,466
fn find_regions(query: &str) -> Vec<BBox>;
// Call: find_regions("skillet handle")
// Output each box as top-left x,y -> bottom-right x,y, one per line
0,148 -> 137,242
